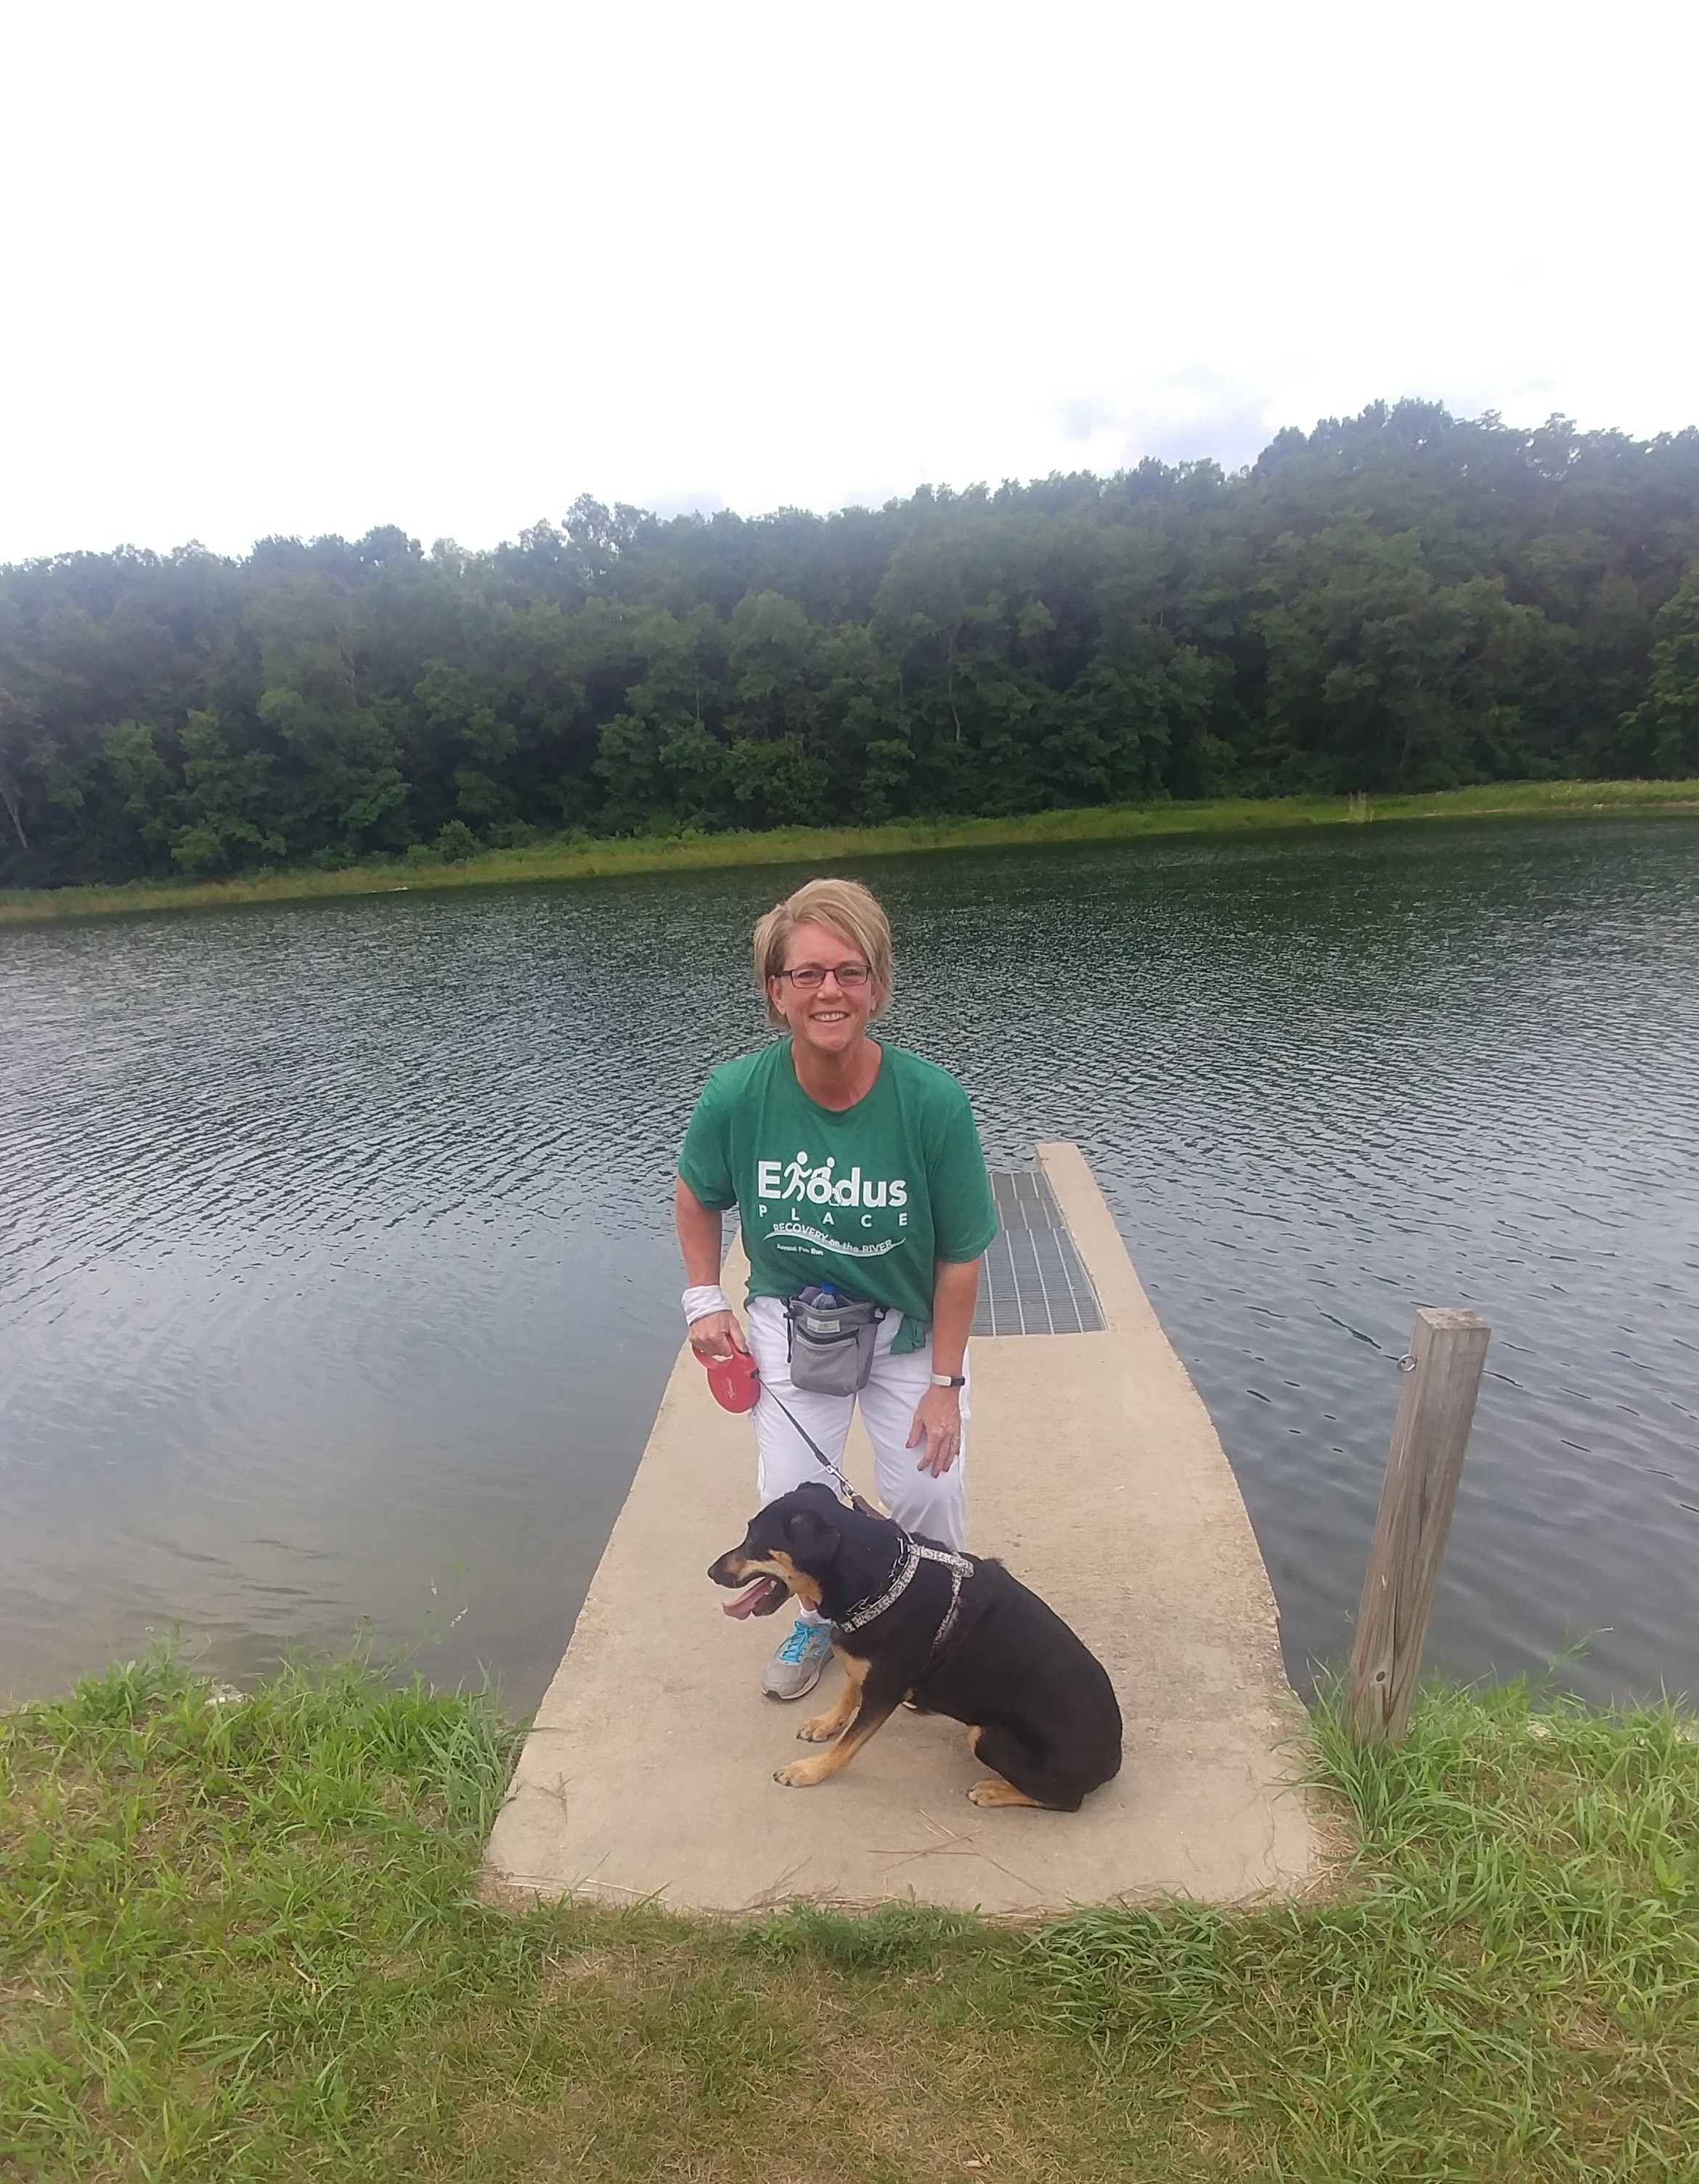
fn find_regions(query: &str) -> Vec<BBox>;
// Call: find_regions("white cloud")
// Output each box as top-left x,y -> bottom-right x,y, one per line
0,0 -> 1694,560
643,490 -> 730,520
1056,372 -> 1282,473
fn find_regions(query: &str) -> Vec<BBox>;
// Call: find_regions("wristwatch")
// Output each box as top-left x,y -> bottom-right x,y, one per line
930,1372 -> 966,1388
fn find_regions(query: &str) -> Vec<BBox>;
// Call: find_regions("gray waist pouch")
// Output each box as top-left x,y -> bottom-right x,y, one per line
785,1290 -> 886,1396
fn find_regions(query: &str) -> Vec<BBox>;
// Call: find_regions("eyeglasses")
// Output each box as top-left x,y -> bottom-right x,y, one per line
774,961 -> 872,992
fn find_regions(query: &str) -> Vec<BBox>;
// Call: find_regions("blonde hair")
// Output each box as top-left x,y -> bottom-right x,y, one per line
753,876 -> 894,1026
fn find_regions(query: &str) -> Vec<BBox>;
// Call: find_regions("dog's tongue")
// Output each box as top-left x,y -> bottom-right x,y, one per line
722,1577 -> 779,1620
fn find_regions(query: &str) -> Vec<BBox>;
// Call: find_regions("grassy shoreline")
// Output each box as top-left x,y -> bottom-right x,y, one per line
4,776 -> 1696,927
2,1656 -> 1694,2180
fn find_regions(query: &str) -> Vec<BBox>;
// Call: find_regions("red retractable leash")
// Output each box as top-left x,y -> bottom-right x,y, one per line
698,1342 -> 875,1515
703,1346 -> 760,1414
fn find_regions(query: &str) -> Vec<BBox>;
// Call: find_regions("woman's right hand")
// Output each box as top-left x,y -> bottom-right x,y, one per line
688,1310 -> 746,1363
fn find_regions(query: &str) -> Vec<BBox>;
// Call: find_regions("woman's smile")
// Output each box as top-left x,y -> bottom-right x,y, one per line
770,918 -> 881,1063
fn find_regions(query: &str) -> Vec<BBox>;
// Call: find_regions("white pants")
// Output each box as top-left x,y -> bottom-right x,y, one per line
744,1295 -> 969,1552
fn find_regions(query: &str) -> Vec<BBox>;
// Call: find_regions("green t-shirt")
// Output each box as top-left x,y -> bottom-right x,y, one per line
678,1040 -> 999,1353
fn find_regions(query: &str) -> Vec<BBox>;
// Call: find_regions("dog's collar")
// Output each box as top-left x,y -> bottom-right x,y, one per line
834,1535 -> 975,1639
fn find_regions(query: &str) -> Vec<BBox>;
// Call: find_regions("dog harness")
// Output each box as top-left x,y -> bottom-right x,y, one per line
834,1533 -> 977,1666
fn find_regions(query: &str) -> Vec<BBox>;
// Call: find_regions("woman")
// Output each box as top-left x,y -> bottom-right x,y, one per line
675,876 -> 998,1700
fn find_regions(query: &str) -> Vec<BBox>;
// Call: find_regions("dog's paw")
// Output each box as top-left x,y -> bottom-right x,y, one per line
796,1712 -> 839,1743
774,1759 -> 827,1788
967,1776 -> 1038,1809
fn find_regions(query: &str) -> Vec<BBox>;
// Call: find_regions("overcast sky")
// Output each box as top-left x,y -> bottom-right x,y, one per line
2,0 -> 1694,564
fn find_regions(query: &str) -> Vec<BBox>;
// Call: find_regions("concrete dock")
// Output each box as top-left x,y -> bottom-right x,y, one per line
485,1142 -> 1317,1915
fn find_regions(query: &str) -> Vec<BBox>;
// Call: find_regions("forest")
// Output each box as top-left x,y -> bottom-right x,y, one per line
2,399 -> 1697,889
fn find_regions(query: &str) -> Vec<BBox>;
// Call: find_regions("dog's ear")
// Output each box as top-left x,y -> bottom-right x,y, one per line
783,1501 -> 842,1565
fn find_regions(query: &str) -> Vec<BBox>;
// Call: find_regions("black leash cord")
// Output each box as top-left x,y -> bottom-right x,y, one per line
757,1376 -> 881,1518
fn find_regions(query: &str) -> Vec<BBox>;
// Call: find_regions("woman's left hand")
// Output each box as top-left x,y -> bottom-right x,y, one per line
908,1385 -> 963,1475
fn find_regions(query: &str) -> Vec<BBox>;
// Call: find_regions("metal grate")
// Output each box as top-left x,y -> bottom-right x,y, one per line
972,1168 -> 1105,1337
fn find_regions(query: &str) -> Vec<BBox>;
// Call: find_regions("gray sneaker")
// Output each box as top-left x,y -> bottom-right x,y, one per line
762,1616 -> 836,1700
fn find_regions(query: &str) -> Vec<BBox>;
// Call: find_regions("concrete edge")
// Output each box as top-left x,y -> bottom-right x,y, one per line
1034,1137 -> 1319,1745
1037,1138 -> 1166,1336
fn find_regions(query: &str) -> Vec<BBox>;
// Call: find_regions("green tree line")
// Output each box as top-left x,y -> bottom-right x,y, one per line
3,399 -> 1698,888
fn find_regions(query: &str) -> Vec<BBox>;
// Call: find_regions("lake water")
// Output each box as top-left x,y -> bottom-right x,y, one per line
3,818 -> 1697,1712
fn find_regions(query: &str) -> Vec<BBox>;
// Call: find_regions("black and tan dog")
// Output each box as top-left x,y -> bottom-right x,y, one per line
709,1482 -> 1122,1809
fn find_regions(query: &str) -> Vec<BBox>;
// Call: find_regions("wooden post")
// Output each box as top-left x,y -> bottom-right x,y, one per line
1347,1306 -> 1492,1744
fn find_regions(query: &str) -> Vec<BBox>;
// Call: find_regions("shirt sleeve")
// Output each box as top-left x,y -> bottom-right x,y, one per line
928,1086 -> 1000,1263
677,1074 -> 738,1211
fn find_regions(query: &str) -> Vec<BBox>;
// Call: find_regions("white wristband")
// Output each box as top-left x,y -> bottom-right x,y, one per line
683,1284 -> 732,1325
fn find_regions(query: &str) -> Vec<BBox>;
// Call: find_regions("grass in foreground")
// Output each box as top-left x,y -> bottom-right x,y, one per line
1,1661 -> 1695,2182
3,776 -> 1696,926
